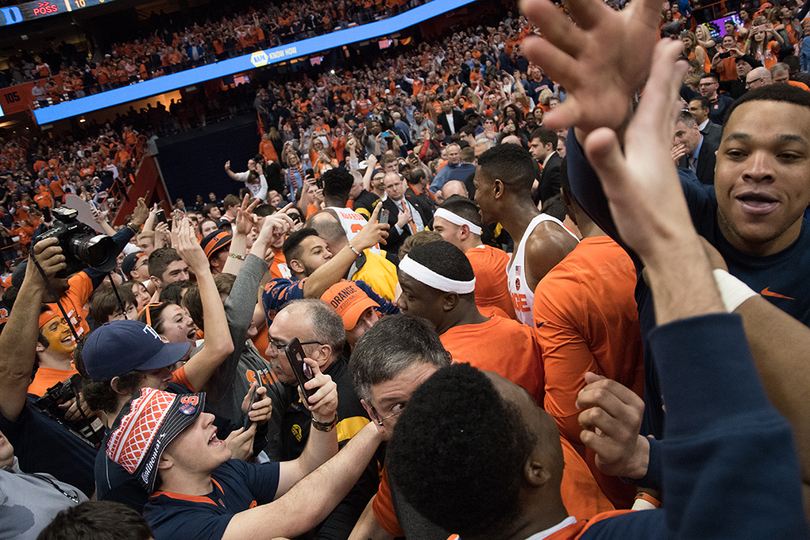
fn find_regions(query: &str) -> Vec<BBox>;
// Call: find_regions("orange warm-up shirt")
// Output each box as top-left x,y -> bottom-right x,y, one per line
269,246 -> 292,279
466,244 -> 516,320
28,366 -> 79,397
440,315 -> 544,404
61,272 -> 94,337
373,438 -> 614,537
532,236 -> 644,508
259,140 -> 279,162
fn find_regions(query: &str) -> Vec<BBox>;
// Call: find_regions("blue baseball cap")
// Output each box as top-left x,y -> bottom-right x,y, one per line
82,320 -> 190,380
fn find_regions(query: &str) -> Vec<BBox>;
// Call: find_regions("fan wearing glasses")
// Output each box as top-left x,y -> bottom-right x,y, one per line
266,298 -> 379,540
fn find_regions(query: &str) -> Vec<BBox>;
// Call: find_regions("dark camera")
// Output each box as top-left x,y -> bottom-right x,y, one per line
38,208 -> 117,277
37,374 -> 105,447
316,177 -> 324,190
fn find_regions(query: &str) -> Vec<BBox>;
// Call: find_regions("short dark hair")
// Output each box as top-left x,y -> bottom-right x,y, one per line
202,204 -> 219,219
159,280 -> 191,306
689,96 -> 711,111
439,195 -> 483,228
407,240 -> 475,282
530,126 -> 557,148
408,168 -> 426,186
723,84 -> 810,129
541,193 -> 566,222
386,363 -> 535,537
282,228 -> 320,263
699,72 -> 720,83
184,273 -> 235,330
148,247 -> 182,281
321,168 -> 354,204
223,194 -> 241,209
90,286 -> 136,325
137,302 -> 174,334
477,143 -> 536,196
36,501 -> 153,540
350,314 -> 451,400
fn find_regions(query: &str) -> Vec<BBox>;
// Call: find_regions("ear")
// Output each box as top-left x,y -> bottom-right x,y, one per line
524,454 -> 553,487
442,292 -> 459,312
493,178 -> 504,200
157,454 -> 173,471
35,342 -> 46,354
289,258 -> 305,274
150,276 -> 162,290
459,224 -> 471,241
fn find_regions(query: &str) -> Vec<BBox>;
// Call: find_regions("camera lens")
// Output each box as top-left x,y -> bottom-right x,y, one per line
69,234 -> 118,272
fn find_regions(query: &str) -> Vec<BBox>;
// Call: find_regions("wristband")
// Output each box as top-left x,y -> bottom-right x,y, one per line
712,269 -> 757,313
347,243 -> 362,257
126,222 -> 140,234
632,492 -> 661,510
312,415 -> 337,432
229,253 -> 246,261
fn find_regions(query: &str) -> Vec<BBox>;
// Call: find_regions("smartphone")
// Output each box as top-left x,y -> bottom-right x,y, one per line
242,385 -> 262,429
380,131 -> 392,138
284,338 -> 316,406
155,209 -> 167,224
719,51 -> 730,58
753,24 -> 767,33
379,208 -> 390,225
316,177 -> 324,190
42,206 -> 52,222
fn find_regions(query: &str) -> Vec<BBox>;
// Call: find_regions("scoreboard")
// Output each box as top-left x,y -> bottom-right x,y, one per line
0,0 -> 109,27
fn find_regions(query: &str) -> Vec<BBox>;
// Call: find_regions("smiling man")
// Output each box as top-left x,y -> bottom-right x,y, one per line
566,74 -> 810,439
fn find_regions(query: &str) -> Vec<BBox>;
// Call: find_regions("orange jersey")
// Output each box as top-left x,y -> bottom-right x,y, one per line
440,315 -> 544,404
27,366 -> 78,397
270,246 -> 292,279
466,245 -> 516,320
533,236 -> 644,508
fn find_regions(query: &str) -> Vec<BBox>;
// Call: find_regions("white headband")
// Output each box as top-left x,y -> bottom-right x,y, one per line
434,208 -> 483,236
400,256 -> 476,294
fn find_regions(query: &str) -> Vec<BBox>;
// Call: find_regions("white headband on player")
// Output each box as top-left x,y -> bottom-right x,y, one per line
399,256 -> 476,294
434,208 -> 483,236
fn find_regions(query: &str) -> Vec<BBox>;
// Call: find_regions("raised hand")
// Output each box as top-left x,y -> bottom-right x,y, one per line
300,357 -> 338,423
174,218 -> 209,274
520,0 -> 661,133
235,194 -> 260,237
352,203 -> 390,249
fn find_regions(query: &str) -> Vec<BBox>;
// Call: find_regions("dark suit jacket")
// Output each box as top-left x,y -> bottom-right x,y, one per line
382,195 -> 434,263
678,138 -> 719,185
538,152 -> 563,204
700,121 -> 722,148
437,109 -> 467,136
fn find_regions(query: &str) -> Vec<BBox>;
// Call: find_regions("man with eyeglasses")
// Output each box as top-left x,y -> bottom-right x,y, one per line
347,314 -> 613,540
745,66 -> 772,90
266,299 -> 379,539
697,73 -> 733,124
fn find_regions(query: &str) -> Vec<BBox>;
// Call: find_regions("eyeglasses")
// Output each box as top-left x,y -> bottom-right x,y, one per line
746,77 -> 763,87
369,403 -> 406,427
267,339 -> 323,353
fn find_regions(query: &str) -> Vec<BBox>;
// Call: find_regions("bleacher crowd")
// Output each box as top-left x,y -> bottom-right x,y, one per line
1,0 -> 810,538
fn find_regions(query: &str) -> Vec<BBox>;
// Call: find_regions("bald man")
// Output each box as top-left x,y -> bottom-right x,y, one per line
746,67 -> 772,90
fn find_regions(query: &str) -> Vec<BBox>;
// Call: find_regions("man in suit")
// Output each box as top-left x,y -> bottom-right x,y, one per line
673,111 -> 718,185
437,100 -> 466,142
688,97 -> 722,147
529,127 -> 563,204
382,172 -> 433,262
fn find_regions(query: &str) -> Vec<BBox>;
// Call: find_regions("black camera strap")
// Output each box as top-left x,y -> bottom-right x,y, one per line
30,250 -> 82,345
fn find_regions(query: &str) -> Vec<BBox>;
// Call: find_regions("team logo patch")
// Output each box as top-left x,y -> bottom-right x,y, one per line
179,402 -> 197,415
515,277 -> 521,291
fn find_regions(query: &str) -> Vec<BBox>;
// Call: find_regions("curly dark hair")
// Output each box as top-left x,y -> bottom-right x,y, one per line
386,363 -> 536,537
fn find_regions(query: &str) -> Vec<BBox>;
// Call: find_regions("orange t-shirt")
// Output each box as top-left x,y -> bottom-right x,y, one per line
533,236 -> 644,508
440,315 -> 544,404
62,272 -> 94,337
28,366 -> 78,397
259,140 -> 279,162
466,245 -> 517,320
373,437 -> 614,537
270,247 -> 292,279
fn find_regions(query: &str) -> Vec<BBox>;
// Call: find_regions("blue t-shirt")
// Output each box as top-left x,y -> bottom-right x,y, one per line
144,459 -> 280,540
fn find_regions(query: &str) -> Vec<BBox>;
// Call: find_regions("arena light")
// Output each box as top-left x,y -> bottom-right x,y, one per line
34,0 -> 478,124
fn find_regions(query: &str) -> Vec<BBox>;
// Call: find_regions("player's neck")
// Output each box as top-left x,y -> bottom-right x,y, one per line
500,202 -> 541,243
441,302 -> 487,332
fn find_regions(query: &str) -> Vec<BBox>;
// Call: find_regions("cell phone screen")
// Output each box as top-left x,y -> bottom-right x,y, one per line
285,338 -> 316,406
242,386 -> 261,430
379,208 -> 390,225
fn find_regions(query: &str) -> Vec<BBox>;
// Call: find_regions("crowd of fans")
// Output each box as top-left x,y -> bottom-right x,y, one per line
4,0 -> 428,107
1,0 -> 810,538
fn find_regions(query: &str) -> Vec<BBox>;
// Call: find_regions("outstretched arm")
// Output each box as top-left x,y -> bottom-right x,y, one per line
0,238 -> 65,422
